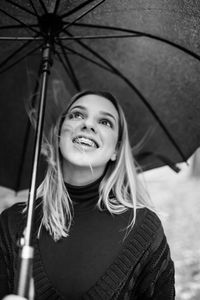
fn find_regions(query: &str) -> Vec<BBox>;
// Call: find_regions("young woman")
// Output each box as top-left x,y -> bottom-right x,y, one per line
0,90 -> 175,300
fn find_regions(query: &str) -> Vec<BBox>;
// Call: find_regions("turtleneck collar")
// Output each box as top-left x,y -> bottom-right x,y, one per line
64,173 -> 105,212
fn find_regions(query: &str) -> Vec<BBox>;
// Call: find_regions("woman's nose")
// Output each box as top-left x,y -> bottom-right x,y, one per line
81,118 -> 96,133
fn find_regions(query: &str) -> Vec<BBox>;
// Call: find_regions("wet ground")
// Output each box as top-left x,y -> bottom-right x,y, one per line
0,163 -> 200,299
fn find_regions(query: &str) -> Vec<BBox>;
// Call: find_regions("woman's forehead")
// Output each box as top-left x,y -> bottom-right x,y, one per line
69,94 -> 119,117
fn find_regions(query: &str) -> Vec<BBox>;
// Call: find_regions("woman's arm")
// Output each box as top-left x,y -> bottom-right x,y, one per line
119,223 -> 175,300
0,213 -> 11,299
139,238 -> 175,300
0,204 -> 26,299
134,233 -> 175,300
0,249 -> 10,298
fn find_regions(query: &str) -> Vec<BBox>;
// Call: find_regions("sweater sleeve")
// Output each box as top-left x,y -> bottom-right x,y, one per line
137,232 -> 175,300
0,203 -> 25,299
118,212 -> 175,300
0,209 -> 12,298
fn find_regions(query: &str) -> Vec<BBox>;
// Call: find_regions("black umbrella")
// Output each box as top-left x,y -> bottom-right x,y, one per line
1,0 -> 200,296
1,0 -> 200,192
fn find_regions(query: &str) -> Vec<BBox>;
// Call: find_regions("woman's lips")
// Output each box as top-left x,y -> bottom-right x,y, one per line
72,136 -> 99,148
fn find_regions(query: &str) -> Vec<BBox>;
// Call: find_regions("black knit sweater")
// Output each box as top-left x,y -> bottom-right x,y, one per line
0,178 -> 175,300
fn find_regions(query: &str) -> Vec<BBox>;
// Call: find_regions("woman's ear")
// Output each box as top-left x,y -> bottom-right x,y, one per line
111,152 -> 117,161
111,141 -> 121,161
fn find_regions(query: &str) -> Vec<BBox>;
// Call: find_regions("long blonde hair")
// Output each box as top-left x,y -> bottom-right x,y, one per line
37,90 -> 154,241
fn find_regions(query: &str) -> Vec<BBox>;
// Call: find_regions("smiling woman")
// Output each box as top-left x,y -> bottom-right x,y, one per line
59,94 -> 119,186
0,90 -> 175,300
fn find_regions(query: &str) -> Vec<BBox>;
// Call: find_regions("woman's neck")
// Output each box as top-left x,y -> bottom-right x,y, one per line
62,162 -> 105,186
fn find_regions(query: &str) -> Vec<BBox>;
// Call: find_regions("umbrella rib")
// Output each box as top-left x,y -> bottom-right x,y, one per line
0,24 -> 37,30
0,36 -> 38,69
39,0 -> 48,14
58,40 -> 81,91
54,38 -> 112,73
53,0 -> 61,14
58,33 -> 142,40
55,50 -> 81,92
0,36 -> 43,41
0,7 -> 41,36
61,0 -> 97,19
0,43 -> 42,74
65,29 -> 187,161
7,0 -> 36,17
62,0 -> 105,32
29,0 -> 40,18
69,22 -> 200,62
55,50 -> 74,82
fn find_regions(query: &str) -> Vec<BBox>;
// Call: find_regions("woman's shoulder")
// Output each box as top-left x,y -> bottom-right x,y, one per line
136,207 -> 162,226
0,202 -> 26,236
0,201 -> 26,221
128,207 -> 165,249
0,198 -> 42,231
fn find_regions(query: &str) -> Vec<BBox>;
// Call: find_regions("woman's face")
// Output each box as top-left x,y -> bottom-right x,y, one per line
59,94 -> 119,174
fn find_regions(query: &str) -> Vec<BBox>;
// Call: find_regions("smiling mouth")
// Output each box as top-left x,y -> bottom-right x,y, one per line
72,136 -> 99,148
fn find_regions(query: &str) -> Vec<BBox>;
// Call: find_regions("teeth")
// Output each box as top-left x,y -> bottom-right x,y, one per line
73,137 -> 97,148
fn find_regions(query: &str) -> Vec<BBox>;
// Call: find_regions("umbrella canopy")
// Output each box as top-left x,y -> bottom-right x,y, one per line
1,0 -> 200,191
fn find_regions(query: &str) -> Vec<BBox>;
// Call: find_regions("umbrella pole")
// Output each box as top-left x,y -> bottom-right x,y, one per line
15,40 -> 53,298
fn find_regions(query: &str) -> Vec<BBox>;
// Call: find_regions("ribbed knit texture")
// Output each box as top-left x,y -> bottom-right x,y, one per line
0,197 -> 175,299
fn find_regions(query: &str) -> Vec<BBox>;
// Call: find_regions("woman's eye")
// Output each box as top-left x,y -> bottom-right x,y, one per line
100,119 -> 113,128
68,111 -> 84,119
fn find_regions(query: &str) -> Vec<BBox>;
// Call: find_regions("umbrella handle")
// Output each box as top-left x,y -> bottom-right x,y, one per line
15,246 -> 34,298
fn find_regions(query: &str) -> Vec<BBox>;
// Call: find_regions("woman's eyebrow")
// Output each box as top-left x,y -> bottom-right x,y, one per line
70,105 -> 86,111
99,111 -> 117,122
70,105 -> 116,122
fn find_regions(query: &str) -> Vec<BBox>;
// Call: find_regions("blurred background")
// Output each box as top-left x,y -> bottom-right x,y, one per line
145,149 -> 200,300
0,148 -> 200,300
